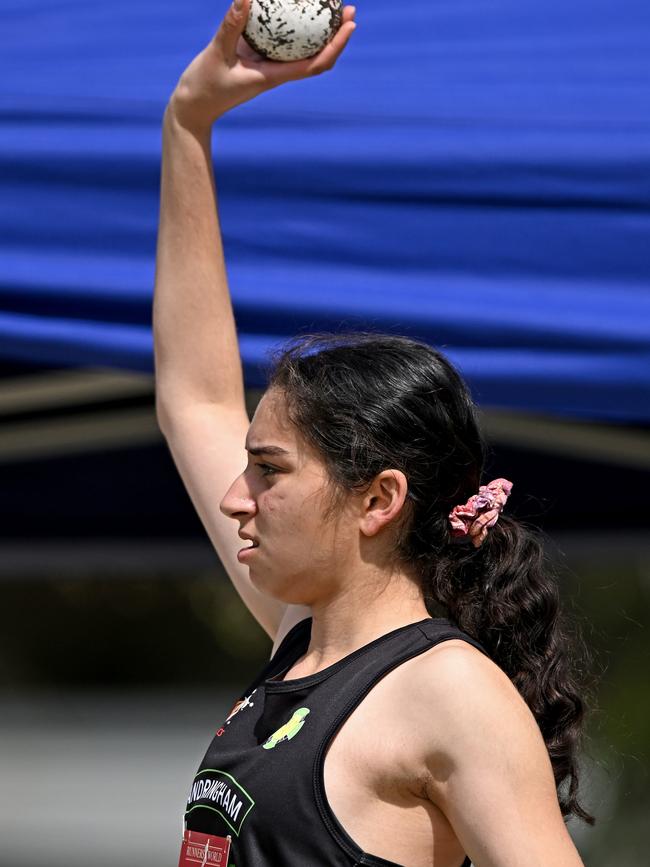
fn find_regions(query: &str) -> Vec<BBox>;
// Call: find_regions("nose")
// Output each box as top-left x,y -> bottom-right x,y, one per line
219,470 -> 257,520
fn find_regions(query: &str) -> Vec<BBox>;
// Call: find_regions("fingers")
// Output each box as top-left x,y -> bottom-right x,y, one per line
236,34 -> 266,63
300,8 -> 357,77
262,5 -> 357,86
213,0 -> 250,65
342,4 -> 357,24
318,8 -> 357,65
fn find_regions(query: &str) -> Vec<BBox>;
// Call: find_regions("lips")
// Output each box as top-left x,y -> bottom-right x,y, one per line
237,538 -> 260,563
238,532 -> 259,548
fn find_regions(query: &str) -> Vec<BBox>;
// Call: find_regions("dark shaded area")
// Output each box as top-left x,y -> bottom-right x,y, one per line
0,359 -> 647,539
0,573 -> 269,690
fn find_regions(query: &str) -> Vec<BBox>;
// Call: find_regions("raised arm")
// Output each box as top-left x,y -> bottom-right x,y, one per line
152,1 -> 357,640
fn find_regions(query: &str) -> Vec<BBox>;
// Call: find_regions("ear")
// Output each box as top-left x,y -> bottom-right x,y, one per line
359,469 -> 410,538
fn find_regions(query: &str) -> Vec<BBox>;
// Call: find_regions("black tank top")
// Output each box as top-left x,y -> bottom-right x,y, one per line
184,616 -> 487,867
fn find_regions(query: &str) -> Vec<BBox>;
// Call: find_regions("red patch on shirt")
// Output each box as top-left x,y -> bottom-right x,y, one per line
178,829 -> 231,866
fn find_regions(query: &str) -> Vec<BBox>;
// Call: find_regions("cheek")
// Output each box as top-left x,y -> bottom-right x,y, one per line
264,491 -> 326,550
259,487 -> 283,515
260,478 -> 337,544
259,488 -> 303,537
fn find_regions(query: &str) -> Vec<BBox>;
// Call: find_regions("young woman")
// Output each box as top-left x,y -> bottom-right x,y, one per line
153,2 -> 594,864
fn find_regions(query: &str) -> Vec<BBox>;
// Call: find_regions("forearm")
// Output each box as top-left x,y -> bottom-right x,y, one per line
152,0 -> 356,420
153,104 -> 246,422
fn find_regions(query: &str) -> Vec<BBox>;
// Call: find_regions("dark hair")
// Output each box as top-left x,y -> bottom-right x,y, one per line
267,330 -> 595,825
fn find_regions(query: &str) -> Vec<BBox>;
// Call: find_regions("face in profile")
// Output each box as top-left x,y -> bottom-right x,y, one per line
219,388 -> 359,605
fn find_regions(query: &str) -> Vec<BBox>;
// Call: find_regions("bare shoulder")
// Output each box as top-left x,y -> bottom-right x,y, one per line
400,637 -> 552,786
412,637 -> 529,708
394,639 -> 584,865
405,639 -> 544,747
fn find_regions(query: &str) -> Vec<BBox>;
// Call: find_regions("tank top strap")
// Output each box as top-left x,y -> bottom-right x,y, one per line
309,616 -> 485,867
238,616 -> 312,698
415,617 -> 488,657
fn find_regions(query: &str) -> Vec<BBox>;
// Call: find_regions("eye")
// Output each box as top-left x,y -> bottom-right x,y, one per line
255,463 -> 278,477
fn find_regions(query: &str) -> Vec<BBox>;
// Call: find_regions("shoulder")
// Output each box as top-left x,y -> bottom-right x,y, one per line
410,636 -> 527,717
398,637 -> 552,793
397,634 -> 518,705
392,641 -> 583,864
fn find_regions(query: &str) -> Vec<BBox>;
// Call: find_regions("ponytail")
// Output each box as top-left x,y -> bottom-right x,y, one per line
422,514 -> 596,824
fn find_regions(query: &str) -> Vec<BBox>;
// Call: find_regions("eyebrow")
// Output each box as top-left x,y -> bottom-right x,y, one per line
245,444 -> 292,457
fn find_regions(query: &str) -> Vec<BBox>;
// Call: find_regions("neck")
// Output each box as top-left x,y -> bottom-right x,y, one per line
298,567 -> 430,676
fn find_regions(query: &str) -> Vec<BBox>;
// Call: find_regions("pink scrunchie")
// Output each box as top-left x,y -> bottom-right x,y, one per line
448,478 -> 513,548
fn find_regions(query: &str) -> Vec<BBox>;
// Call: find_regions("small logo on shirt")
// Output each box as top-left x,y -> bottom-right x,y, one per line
216,689 -> 257,737
261,707 -> 310,750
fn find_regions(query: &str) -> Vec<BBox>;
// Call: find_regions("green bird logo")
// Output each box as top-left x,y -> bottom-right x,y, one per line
261,707 -> 310,749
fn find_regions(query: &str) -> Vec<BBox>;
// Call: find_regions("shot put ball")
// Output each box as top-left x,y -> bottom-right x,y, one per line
243,0 -> 344,62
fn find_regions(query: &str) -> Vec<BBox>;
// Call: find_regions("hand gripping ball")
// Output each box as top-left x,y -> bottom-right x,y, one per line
243,0 -> 344,62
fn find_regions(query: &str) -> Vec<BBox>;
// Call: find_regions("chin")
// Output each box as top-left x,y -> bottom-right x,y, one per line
249,567 -> 286,598
253,570 -> 310,606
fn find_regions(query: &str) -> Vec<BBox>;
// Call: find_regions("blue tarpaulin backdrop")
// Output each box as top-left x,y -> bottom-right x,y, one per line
1,0 -> 649,421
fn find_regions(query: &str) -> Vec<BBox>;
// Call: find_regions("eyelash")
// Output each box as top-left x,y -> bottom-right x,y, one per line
255,463 -> 278,477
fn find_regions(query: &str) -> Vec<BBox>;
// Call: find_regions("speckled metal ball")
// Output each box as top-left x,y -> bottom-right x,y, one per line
243,0 -> 343,62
